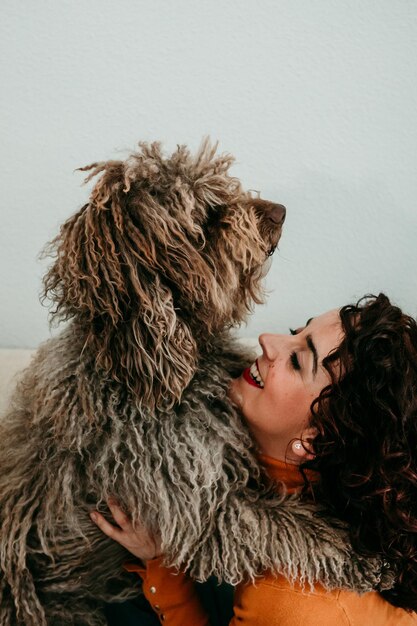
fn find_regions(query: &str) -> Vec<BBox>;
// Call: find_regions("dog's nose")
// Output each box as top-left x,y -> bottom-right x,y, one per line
267,203 -> 286,225
250,198 -> 287,225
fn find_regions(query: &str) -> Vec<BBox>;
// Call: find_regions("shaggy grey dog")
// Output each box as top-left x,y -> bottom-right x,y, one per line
0,140 -> 393,626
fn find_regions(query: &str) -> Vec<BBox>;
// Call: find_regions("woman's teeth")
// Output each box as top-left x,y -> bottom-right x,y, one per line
250,360 -> 264,388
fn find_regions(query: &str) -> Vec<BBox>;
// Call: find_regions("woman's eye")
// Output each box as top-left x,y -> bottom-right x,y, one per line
289,328 -> 297,335
290,351 -> 301,370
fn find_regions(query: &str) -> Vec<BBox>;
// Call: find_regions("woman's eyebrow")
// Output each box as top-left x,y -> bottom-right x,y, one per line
293,317 -> 313,335
306,334 -> 318,377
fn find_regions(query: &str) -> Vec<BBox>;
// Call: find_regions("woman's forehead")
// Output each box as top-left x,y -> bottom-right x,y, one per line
308,309 -> 344,357
307,308 -> 340,329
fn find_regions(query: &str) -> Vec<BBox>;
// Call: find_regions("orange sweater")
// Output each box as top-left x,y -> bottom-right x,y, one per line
126,456 -> 417,625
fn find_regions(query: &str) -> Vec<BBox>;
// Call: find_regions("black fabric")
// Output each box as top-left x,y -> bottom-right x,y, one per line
104,580 -> 234,626
196,578 -> 234,625
104,594 -> 160,626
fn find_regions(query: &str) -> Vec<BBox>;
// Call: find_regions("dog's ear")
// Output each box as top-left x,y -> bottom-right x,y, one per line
42,159 -> 197,409
42,160 -> 130,325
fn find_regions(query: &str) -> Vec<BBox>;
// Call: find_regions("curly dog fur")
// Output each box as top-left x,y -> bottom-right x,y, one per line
0,140 -> 393,625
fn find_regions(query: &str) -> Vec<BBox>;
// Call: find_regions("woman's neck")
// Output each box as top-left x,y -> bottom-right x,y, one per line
251,427 -> 301,465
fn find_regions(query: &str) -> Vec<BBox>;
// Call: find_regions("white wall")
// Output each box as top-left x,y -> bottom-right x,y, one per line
1,0 -> 416,348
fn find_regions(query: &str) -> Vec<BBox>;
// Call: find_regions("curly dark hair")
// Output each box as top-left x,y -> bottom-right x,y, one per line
302,293 -> 417,612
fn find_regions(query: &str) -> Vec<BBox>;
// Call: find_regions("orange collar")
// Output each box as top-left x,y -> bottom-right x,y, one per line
258,454 -> 318,495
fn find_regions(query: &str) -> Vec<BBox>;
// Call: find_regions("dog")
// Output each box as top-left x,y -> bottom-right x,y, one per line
0,140 -> 389,625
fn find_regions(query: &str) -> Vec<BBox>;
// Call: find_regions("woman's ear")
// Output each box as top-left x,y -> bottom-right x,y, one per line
292,427 -> 318,461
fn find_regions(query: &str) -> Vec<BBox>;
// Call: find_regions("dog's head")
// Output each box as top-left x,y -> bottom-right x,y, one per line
43,140 -> 285,409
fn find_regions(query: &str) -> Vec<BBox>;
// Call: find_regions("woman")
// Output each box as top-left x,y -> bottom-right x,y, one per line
92,293 -> 417,625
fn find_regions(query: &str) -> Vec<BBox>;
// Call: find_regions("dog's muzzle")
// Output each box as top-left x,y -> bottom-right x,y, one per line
251,199 -> 286,256
266,203 -> 286,226
252,198 -> 286,226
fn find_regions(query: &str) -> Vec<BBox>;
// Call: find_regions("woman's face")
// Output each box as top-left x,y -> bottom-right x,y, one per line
230,308 -> 343,461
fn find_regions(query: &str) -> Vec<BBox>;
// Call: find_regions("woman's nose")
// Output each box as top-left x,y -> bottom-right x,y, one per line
259,333 -> 287,361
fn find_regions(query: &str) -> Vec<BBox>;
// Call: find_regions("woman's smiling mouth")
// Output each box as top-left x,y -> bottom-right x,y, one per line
242,359 -> 264,389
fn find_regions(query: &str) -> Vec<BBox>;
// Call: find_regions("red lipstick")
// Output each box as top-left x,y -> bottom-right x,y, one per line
242,366 -> 261,388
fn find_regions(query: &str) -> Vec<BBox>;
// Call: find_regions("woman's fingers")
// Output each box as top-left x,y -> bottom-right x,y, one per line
90,501 -> 161,560
90,511 -> 125,544
107,499 -> 132,531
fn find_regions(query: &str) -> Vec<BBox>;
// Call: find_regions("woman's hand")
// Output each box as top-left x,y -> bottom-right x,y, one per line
90,500 -> 162,562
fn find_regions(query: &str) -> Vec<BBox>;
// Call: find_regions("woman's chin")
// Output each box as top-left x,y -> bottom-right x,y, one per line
229,378 -> 244,409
